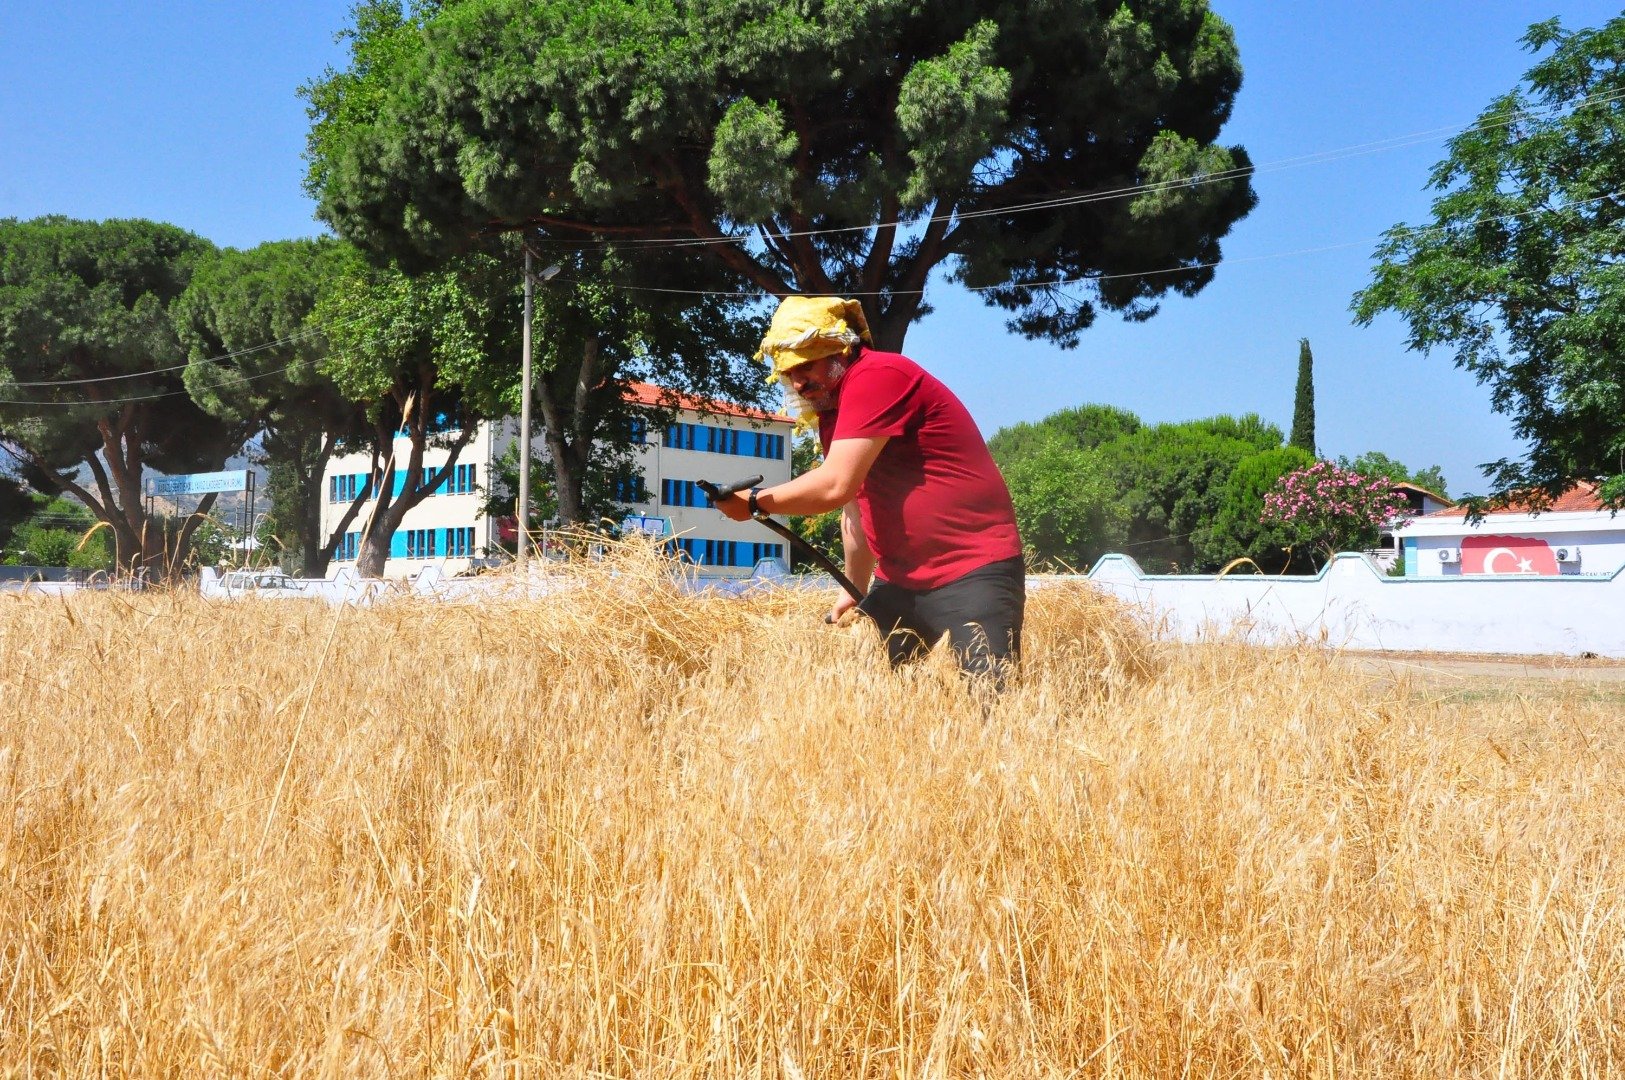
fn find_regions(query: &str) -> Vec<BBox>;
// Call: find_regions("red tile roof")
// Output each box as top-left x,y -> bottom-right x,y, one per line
1425,479 -> 1606,517
623,381 -> 792,425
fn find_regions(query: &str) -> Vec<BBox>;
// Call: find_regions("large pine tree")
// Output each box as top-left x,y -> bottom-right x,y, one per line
302,0 -> 1258,352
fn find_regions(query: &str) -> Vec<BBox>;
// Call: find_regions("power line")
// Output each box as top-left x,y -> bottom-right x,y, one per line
521,83 -> 1625,253
0,319 -> 413,406
1,307 -> 382,389
597,187 -> 1625,299
3,185 -> 1617,407
5,87 -> 1621,400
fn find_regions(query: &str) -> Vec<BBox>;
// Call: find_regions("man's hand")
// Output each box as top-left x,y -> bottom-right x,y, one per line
715,491 -> 753,522
824,589 -> 861,625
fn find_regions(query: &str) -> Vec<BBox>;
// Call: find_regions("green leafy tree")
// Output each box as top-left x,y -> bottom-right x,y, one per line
3,526 -> 80,568
172,238 -> 370,576
998,428 -> 1125,570
518,246 -> 767,528
1352,15 -> 1625,508
304,0 -> 1256,351
314,247 -> 520,577
1337,450 -> 1449,499
185,515 -> 238,569
1197,445 -> 1317,573
1188,412 -> 1285,451
987,403 -> 1142,463
0,496 -> 112,570
0,474 -> 39,549
0,217 -> 241,576
1094,414 -> 1283,572
989,406 -> 1279,572
1289,337 -> 1315,453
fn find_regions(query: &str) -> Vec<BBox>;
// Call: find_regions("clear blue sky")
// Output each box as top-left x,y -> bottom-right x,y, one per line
3,2 -> 1618,496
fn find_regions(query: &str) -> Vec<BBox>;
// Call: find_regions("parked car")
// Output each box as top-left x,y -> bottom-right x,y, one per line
216,569 -> 315,600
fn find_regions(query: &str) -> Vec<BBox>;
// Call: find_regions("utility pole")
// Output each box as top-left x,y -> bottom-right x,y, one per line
517,249 -> 560,570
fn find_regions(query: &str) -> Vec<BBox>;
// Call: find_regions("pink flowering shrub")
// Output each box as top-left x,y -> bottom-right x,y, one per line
1260,461 -> 1413,564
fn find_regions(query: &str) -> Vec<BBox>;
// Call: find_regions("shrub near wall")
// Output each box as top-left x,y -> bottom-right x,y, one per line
1199,445 -> 1317,572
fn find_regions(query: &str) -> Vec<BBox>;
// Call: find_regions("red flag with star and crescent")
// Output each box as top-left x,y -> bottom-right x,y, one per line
1460,535 -> 1559,575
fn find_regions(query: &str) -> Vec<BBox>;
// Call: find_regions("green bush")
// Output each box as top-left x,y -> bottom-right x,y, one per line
1198,446 -> 1318,573
3,524 -> 100,567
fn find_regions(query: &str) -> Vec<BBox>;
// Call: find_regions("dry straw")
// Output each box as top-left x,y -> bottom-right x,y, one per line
1,541 -> 1621,1076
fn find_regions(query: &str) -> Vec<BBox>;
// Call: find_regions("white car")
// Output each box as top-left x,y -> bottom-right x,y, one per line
215,569 -> 316,600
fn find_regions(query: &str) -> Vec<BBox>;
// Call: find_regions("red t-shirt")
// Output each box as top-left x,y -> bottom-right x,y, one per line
818,348 -> 1022,590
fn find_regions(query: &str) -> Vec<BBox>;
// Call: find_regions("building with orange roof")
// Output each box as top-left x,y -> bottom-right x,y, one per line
1390,480 -> 1624,578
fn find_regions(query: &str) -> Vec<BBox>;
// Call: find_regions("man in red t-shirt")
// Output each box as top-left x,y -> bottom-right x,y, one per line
716,296 -> 1024,682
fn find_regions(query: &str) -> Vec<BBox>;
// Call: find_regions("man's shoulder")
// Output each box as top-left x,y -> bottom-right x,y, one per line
854,348 -> 921,374
846,349 -> 927,393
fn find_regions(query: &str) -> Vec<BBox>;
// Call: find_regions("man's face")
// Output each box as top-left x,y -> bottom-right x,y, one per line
781,353 -> 848,412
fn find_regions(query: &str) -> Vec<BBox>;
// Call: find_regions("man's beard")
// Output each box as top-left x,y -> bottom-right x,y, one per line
801,358 -> 848,405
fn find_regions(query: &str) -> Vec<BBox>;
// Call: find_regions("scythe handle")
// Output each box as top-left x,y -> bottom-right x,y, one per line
696,476 -> 866,605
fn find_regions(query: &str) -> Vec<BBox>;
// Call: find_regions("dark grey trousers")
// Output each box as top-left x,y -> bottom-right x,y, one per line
858,556 -> 1025,683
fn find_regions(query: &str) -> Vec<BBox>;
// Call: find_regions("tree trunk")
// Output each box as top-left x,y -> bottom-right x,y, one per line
351,399 -> 477,578
356,525 -> 392,579
295,430 -> 348,578
170,495 -> 218,577
313,487 -> 368,579
301,470 -> 325,577
534,334 -> 600,526
544,431 -> 592,525
868,296 -> 921,354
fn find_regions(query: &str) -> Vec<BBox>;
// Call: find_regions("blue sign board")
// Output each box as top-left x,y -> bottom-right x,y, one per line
144,470 -> 250,497
621,514 -> 672,537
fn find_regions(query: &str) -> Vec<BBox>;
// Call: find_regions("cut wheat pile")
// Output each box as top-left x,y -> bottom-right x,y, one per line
2,544 -> 1622,1077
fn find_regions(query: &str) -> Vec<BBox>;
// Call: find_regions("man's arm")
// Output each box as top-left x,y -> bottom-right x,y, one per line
716,436 -> 887,520
828,501 -> 874,619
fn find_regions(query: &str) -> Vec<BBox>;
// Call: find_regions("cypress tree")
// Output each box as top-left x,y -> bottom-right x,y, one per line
1289,338 -> 1317,454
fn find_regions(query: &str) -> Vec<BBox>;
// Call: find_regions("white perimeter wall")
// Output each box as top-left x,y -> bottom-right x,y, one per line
1082,553 -> 1625,658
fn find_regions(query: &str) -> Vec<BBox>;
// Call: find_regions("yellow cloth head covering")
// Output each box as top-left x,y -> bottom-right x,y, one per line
755,296 -> 872,426
755,296 -> 871,375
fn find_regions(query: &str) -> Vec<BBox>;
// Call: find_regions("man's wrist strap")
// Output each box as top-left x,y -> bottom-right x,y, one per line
747,487 -> 762,516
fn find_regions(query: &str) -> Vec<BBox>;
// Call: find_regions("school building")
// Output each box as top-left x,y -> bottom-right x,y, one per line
319,382 -> 795,579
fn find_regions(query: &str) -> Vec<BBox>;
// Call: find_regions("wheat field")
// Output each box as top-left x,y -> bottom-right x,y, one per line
2,544 -> 1622,1077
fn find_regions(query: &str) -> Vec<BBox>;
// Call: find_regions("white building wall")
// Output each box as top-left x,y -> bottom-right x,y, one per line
634,425 -> 793,575
319,405 -> 795,580
1396,510 -> 1625,579
320,421 -> 506,580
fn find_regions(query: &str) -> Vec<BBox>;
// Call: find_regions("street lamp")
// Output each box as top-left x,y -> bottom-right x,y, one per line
518,249 -> 561,570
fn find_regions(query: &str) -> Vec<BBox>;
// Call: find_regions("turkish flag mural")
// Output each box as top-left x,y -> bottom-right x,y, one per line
1460,534 -> 1559,575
